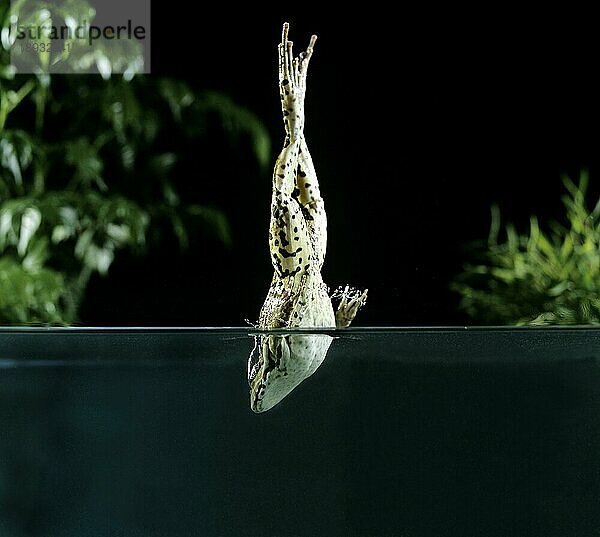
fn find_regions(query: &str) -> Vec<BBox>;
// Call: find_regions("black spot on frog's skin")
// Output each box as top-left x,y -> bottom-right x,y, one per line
277,173 -> 285,179
278,246 -> 302,258
294,236 -> 299,241
283,110 -> 289,116
291,187 -> 301,199
282,79 -> 289,86
294,226 -> 298,233
280,266 -> 301,278
304,183 -> 310,188
292,214 -> 296,220
300,206 -> 314,221
278,229 -> 289,247
297,166 -> 307,177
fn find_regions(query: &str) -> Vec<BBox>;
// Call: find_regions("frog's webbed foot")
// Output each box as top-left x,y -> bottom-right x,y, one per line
278,23 -> 317,139
332,285 -> 368,328
278,23 -> 316,94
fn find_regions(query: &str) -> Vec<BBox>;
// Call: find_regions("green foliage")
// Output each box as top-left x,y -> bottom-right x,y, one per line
452,171 -> 600,325
0,0 -> 270,324
0,256 -> 66,323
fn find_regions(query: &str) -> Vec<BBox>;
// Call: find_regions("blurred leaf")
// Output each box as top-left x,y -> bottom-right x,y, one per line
65,137 -> 106,190
170,212 -> 188,250
82,242 -> 113,274
159,79 -> 194,121
96,54 -> 112,80
105,223 -> 130,244
22,236 -> 48,271
74,227 -> 94,259
51,224 -> 72,244
17,206 -> 41,255
192,91 -> 271,171
151,153 -> 177,174
187,204 -> 232,247
0,137 -> 23,187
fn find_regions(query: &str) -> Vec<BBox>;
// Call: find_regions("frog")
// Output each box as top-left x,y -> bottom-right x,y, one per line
248,23 -> 368,413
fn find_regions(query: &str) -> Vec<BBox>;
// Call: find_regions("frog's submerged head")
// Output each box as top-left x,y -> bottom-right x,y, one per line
248,333 -> 333,413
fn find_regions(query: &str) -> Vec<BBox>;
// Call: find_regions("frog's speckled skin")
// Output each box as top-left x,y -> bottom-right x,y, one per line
249,24 -> 367,413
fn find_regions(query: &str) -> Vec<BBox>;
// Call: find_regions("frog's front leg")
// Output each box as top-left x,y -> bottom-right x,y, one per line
334,285 -> 369,328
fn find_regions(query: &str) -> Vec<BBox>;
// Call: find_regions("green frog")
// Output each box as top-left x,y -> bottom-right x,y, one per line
248,23 -> 367,413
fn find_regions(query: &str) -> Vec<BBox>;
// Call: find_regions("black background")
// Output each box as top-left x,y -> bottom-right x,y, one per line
81,7 -> 600,326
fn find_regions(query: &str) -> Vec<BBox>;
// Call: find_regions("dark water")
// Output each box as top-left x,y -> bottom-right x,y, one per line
1,328 -> 599,537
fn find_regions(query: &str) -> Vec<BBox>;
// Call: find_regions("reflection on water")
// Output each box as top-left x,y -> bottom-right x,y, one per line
248,333 -> 333,412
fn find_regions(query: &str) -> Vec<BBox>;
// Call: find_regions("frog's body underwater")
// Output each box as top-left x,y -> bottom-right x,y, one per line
248,23 -> 367,413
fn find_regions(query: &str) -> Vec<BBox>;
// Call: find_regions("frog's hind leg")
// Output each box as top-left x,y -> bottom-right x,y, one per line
268,138 -> 313,281
268,189 -> 312,280
283,32 -> 326,270
268,26 -> 316,281
293,136 -> 327,271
